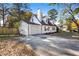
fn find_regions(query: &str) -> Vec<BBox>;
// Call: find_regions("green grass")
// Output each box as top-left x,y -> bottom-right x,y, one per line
0,35 -> 20,40
51,32 -> 79,39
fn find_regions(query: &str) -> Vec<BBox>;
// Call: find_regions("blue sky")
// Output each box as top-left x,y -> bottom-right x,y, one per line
29,3 -> 63,20
29,3 -> 79,20
29,3 -> 63,15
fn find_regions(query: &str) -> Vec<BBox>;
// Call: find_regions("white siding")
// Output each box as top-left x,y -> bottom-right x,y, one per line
19,21 -> 57,36
42,25 -> 57,33
19,21 -> 29,35
52,26 -> 57,32
29,24 -> 41,35
30,15 -> 41,24
42,25 -> 47,33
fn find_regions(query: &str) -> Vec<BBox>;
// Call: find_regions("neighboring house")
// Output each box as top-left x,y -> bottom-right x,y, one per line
61,24 -> 68,32
19,9 -> 57,36
0,16 -> 8,27
0,20 -> 3,26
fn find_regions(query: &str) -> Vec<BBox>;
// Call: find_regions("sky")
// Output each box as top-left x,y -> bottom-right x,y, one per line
29,3 -> 63,15
29,3 -> 64,21
29,3 -> 79,20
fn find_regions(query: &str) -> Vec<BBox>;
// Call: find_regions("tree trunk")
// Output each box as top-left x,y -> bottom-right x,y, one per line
69,9 -> 79,33
2,15 -> 4,27
72,19 -> 79,33
68,20 -> 72,32
2,4 -> 5,27
2,5 -> 5,27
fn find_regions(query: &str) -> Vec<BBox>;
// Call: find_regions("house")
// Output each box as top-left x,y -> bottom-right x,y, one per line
19,9 -> 57,36
0,20 -> 3,26
0,15 -> 9,27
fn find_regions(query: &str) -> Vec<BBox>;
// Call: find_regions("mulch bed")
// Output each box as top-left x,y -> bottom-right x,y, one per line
0,39 -> 36,56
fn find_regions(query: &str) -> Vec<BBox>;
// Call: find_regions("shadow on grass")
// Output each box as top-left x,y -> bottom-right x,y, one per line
50,32 -> 79,39
0,35 -> 20,41
20,35 -> 79,56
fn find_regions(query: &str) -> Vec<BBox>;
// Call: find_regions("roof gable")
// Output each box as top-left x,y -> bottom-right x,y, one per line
30,14 -> 41,24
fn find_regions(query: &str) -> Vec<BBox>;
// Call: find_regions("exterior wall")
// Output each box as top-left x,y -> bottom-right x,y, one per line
29,24 -> 41,35
19,21 -> 57,36
42,25 -> 57,34
19,21 -> 29,35
62,25 -> 68,32
30,15 -> 41,24
29,24 -> 56,35
52,26 -> 57,32
42,25 -> 48,33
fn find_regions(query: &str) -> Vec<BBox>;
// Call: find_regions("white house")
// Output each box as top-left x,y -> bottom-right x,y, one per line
0,15 -> 9,27
0,20 -> 3,26
19,9 -> 57,36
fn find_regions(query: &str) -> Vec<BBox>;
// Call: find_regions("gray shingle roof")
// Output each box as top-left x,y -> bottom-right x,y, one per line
24,14 -> 55,26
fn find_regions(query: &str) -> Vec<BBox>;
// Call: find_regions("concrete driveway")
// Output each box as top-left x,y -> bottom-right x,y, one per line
19,35 -> 79,56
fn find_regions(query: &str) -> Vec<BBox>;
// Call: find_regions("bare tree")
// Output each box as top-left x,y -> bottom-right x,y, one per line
0,3 -> 11,27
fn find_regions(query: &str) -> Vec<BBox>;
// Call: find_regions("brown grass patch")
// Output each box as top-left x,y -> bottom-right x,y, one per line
0,39 -> 36,56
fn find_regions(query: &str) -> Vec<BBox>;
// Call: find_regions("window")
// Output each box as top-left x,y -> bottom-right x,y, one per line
52,27 -> 55,30
44,26 -> 46,31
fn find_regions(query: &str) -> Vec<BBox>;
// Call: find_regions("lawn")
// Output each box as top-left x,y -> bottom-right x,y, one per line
0,36 -> 36,56
51,32 -> 79,39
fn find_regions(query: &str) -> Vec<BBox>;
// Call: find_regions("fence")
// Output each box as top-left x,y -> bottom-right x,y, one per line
0,27 -> 19,35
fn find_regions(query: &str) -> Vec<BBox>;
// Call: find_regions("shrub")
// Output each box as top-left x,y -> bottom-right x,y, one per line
13,22 -> 20,28
0,27 -> 19,35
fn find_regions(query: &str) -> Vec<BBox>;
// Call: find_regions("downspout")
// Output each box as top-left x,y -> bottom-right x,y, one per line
41,24 -> 42,34
28,23 -> 29,36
